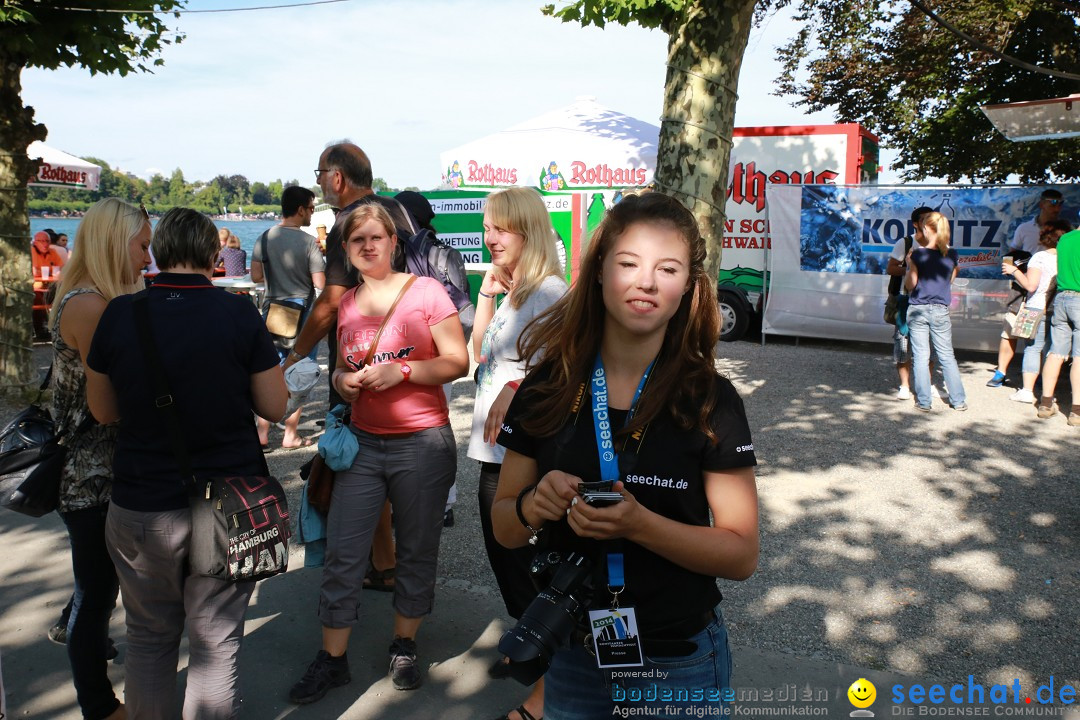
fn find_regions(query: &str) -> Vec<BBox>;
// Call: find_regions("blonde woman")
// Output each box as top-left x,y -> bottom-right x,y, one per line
904,211 -> 968,411
48,197 -> 151,720
469,187 -> 567,720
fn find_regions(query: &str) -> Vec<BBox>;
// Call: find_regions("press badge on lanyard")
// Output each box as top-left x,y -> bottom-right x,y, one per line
586,354 -> 653,669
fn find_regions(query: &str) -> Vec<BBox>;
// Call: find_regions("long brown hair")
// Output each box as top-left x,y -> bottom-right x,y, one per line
516,192 -> 724,441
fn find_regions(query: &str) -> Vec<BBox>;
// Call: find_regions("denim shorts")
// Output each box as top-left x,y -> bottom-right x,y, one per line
892,325 -> 910,364
544,606 -> 732,720
1000,309 -> 1020,340
1049,291 -> 1080,358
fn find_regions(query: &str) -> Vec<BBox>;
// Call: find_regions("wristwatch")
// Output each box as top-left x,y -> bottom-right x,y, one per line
288,350 -> 304,363
398,361 -> 412,382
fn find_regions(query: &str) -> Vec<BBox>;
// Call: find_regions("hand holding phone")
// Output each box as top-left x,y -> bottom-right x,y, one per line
582,492 -> 624,508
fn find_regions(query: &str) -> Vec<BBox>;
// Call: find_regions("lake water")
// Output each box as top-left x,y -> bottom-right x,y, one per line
30,217 -> 280,258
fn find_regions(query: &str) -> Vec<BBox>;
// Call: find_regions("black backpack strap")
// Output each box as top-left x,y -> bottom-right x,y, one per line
257,229 -> 275,290
132,291 -> 197,488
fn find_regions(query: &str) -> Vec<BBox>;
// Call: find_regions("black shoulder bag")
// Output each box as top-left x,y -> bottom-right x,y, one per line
133,292 -> 291,583
0,367 -> 95,517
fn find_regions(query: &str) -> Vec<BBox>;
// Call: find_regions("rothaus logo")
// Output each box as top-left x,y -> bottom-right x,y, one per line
468,160 -> 517,186
728,161 -> 839,212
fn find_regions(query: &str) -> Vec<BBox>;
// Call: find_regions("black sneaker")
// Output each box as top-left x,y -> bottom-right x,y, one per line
47,622 -> 67,645
443,508 -> 455,528
389,636 -> 422,690
289,650 -> 350,704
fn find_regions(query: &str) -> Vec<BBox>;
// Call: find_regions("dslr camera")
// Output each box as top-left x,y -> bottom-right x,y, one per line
497,550 -> 597,684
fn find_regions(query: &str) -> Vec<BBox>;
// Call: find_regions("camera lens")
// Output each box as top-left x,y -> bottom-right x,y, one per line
498,552 -> 594,685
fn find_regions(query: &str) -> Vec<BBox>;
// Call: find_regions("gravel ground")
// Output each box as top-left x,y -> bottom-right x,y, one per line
8,332 -> 1078,691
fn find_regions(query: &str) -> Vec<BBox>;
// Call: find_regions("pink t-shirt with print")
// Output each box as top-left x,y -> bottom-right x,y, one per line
337,276 -> 458,434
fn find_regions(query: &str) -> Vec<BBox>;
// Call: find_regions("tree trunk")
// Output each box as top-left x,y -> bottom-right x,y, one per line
0,56 -> 46,388
655,0 -> 758,282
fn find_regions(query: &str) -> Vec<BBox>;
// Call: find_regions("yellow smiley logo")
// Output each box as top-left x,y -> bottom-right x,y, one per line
848,678 -> 877,708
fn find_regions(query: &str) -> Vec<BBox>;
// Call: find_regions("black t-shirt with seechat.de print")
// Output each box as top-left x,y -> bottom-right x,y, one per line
497,365 -> 758,635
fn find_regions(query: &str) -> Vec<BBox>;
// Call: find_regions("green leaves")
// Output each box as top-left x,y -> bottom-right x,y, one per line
772,0 -> 1080,181
0,1 -> 186,74
542,0 -> 681,29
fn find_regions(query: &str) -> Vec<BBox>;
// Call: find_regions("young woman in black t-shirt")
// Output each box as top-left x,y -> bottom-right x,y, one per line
493,192 -> 759,719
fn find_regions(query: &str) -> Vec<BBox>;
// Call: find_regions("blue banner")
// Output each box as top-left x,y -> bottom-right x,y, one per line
798,186 -> 1080,279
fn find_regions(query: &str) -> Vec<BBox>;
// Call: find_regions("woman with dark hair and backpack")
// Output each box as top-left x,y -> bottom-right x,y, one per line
85,207 -> 287,719
492,192 -> 759,718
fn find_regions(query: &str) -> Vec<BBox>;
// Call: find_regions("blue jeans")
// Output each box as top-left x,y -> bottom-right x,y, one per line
1017,311 -> 1051,375
1049,291 -> 1080,358
907,304 -> 967,408
544,608 -> 732,720
61,504 -> 121,720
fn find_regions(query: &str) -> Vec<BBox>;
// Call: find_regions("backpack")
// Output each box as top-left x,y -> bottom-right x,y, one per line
403,228 -> 475,339
887,235 -> 914,297
1007,250 -> 1033,298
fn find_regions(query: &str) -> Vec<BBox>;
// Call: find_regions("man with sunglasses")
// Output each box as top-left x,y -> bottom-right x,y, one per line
1009,189 -> 1065,256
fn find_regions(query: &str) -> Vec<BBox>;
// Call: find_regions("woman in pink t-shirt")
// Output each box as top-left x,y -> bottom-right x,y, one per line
290,204 -> 468,704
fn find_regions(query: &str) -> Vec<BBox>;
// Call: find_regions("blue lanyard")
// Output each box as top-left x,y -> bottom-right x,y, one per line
590,353 -> 655,595
590,354 -> 654,485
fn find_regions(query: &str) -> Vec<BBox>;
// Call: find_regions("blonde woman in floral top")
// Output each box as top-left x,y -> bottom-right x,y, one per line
48,198 -> 151,720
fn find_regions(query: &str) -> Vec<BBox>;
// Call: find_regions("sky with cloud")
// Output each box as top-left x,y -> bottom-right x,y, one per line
21,0 -> 890,189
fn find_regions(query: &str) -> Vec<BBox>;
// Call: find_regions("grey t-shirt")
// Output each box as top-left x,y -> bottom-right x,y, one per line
252,225 -> 325,302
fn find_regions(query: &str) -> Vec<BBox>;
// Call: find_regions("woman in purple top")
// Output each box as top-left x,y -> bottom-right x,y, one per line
904,211 -> 968,412
219,233 -> 248,276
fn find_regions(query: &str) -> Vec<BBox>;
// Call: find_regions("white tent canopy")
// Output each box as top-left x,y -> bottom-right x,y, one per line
981,94 -> 1080,142
440,97 -> 658,191
27,141 -> 101,191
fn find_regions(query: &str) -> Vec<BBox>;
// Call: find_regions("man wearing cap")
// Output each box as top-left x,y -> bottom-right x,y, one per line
1035,227 -> 1080,426
31,230 -> 65,339
1009,189 -> 1065,255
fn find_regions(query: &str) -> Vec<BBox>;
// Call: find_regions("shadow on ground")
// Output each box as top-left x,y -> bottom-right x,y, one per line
719,336 -> 1079,688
